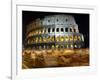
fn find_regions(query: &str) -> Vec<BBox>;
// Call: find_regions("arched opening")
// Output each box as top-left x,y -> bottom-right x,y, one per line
65,28 -> 68,32
56,28 -> 59,32
74,36 -> 77,41
69,36 -> 73,41
52,28 -> 55,32
69,28 -> 72,32
48,28 -> 50,33
74,28 -> 76,32
65,36 -> 69,41
56,36 -> 60,42
60,36 -> 64,41
78,36 -> 81,40
61,28 -> 64,32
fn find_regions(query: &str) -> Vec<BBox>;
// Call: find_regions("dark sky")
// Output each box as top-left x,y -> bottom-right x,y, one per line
22,11 -> 89,48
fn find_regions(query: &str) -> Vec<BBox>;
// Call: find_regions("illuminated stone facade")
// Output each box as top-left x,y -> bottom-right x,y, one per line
25,15 -> 84,49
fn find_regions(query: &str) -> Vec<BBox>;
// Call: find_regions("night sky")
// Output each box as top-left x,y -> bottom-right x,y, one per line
22,11 -> 89,48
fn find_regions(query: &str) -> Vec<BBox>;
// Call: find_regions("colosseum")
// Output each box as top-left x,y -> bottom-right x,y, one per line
25,15 -> 84,49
